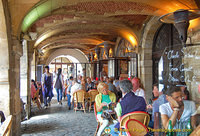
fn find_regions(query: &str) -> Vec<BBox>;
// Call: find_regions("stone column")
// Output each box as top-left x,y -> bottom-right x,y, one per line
0,0 -> 10,116
11,37 -> 23,136
20,40 -> 33,119
31,49 -> 36,81
139,47 -> 152,102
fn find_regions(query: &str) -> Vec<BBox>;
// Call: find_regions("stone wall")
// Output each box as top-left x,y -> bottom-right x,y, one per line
184,30 -> 200,113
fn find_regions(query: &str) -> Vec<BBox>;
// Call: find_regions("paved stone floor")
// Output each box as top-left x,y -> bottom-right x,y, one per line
21,98 -> 97,136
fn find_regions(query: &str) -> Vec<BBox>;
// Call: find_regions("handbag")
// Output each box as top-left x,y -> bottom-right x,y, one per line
101,110 -> 111,119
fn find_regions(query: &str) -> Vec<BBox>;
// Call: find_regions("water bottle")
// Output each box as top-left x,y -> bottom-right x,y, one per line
166,120 -> 174,136
186,119 -> 192,136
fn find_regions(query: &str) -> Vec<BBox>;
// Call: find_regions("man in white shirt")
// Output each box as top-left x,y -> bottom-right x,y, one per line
131,77 -> 145,100
159,85 -> 197,131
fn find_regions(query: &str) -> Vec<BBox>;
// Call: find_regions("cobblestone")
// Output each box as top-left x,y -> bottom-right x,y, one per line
21,98 -> 97,136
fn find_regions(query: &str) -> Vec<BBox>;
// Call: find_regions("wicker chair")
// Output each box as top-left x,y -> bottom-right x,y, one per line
32,89 -> 41,109
73,89 -> 86,113
94,103 -> 100,136
0,115 -> 13,136
88,89 -> 99,112
119,111 -> 150,136
125,119 -> 148,136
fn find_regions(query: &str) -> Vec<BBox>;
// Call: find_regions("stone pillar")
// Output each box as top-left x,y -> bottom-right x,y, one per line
0,1 -> 22,135
0,0 -> 11,118
139,47 -> 152,102
20,40 -> 32,119
10,37 -> 23,136
30,41 -> 36,81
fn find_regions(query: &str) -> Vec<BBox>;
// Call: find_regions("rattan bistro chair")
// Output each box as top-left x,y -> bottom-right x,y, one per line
94,103 -> 100,136
0,115 -> 13,136
88,89 -> 99,112
125,119 -> 149,136
73,89 -> 86,113
119,111 -> 150,136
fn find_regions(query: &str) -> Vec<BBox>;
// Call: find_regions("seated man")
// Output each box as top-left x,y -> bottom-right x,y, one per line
159,85 -> 197,132
85,77 -> 95,92
131,77 -> 146,100
109,79 -> 146,136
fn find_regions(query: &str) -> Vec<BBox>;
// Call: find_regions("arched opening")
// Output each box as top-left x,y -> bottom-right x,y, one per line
48,55 -> 84,81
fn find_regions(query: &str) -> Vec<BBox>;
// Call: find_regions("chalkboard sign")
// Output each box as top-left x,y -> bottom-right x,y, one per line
160,45 -> 199,87
162,46 -> 184,84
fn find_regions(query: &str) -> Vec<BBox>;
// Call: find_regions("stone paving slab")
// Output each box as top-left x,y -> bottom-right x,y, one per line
21,99 -> 97,136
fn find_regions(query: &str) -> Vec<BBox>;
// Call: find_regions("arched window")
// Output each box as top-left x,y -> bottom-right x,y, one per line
152,24 -> 182,91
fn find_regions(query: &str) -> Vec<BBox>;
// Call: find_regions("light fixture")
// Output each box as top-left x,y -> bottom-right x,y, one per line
95,47 -> 100,60
97,41 -> 111,59
159,9 -> 200,46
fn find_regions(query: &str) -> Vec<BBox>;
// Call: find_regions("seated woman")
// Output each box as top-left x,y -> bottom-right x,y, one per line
95,82 -> 116,136
31,79 -> 41,109
178,82 -> 190,100
0,111 -> 5,126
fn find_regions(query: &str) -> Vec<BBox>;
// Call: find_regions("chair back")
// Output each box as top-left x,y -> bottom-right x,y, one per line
0,115 -> 13,136
190,124 -> 200,136
88,89 -> 98,102
120,111 -> 150,129
33,89 -> 39,99
125,119 -> 148,136
73,89 -> 85,103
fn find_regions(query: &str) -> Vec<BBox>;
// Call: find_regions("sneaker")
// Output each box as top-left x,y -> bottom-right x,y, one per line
68,107 -> 71,110
44,106 -> 48,109
48,102 -> 51,106
60,102 -> 62,105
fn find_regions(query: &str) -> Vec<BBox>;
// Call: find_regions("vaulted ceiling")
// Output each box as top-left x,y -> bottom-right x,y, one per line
8,0 -> 200,56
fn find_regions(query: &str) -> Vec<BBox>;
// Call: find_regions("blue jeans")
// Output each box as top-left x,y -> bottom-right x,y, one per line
55,88 -> 63,102
67,94 -> 71,107
109,124 -> 126,136
43,96 -> 52,106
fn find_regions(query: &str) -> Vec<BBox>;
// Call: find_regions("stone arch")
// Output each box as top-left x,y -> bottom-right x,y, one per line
45,49 -> 88,65
141,16 -> 162,48
139,16 -> 162,101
